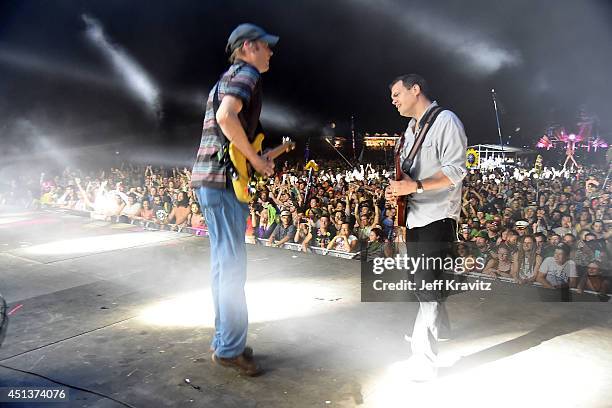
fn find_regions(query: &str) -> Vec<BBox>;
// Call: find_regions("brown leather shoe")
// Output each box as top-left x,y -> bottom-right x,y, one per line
209,346 -> 253,360
212,353 -> 262,377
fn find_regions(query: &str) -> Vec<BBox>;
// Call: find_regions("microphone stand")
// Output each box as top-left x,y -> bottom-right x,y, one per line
304,167 -> 313,205
491,89 -> 505,164
351,115 -> 356,161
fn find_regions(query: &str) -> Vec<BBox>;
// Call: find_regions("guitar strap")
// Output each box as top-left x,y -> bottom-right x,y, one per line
401,106 -> 444,177
211,63 -> 246,185
211,60 -> 246,115
212,82 -> 233,188
397,106 -> 444,225
212,76 -> 228,169
212,61 -> 264,141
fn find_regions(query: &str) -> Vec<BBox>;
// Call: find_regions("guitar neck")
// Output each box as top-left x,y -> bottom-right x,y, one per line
265,143 -> 294,160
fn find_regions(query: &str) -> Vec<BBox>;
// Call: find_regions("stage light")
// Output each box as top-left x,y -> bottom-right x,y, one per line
138,280 -> 341,327
82,14 -> 162,120
260,101 -> 318,131
350,0 -> 521,74
21,231 -> 179,256
139,291 -> 216,327
363,328 -> 609,407
0,47 -> 111,88
0,217 -> 29,226
591,137 -> 608,152
0,212 -> 37,218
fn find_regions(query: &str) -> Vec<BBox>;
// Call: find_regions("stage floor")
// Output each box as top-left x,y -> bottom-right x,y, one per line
1,207 -> 612,408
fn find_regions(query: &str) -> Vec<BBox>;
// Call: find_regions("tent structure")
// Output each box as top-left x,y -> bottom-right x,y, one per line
468,144 -> 536,167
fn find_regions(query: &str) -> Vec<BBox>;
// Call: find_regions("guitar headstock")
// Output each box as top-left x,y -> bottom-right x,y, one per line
282,137 -> 296,152
264,137 -> 297,161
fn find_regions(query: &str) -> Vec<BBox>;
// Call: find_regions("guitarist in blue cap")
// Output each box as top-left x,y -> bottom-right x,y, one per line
190,23 -> 278,376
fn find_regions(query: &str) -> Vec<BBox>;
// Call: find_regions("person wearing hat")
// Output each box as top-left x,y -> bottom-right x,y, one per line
268,209 -> 296,248
190,23 -> 279,376
515,219 -> 530,237
458,223 -> 472,241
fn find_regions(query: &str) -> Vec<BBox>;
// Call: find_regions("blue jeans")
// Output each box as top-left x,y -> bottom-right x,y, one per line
196,186 -> 249,358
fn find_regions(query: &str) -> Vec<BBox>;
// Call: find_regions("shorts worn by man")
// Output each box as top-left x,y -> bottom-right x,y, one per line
386,74 -> 467,381
190,23 -> 278,376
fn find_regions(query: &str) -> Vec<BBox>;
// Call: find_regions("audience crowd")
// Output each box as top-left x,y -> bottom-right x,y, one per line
1,156 -> 610,295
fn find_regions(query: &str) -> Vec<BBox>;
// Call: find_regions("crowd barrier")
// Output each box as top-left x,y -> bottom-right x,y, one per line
44,207 -> 357,259
255,238 -> 358,259
443,270 -> 610,300
41,206 -> 611,298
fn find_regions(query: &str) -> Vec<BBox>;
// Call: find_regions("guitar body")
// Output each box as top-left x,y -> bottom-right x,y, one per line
394,149 -> 407,229
394,143 -> 408,243
229,133 -> 265,203
229,134 -> 295,203
394,176 -> 407,243
396,194 -> 407,227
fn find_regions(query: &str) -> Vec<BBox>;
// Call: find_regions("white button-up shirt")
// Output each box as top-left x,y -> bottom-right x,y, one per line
399,101 -> 468,229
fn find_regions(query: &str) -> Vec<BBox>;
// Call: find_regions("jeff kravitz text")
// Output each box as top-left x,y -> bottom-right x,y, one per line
372,279 -> 492,291
369,254 -> 492,292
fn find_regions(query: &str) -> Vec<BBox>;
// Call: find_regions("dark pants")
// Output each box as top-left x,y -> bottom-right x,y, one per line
406,218 -> 455,363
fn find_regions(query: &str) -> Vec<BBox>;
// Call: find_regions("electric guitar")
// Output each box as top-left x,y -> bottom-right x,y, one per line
229,135 -> 295,203
394,144 -> 407,230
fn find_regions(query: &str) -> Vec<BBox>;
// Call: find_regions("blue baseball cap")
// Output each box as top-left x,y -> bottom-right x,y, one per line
226,23 -> 279,53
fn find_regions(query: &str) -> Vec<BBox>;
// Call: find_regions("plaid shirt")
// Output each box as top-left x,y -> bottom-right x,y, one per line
190,61 -> 261,189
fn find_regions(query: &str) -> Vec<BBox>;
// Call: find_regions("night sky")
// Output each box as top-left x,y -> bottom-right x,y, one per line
2,0 -> 612,161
